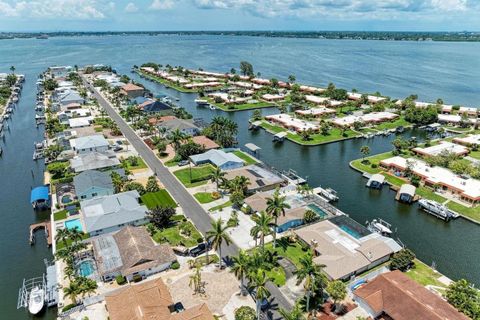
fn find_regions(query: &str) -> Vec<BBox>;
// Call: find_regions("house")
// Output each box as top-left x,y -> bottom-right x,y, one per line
295,216 -> 401,280
138,99 -> 172,113
354,270 -> 468,320
121,83 -> 145,98
70,134 -> 109,154
73,170 -> 114,200
412,141 -> 469,157
93,226 -> 176,282
68,117 -> 93,128
158,117 -> 200,136
295,107 -> 336,118
105,278 -> 214,320
70,151 -> 120,173
453,134 -> 480,146
265,114 -> 319,133
80,190 -> 148,236
224,165 -> 285,192
191,135 -> 220,150
190,149 -> 244,171
58,90 -> 85,106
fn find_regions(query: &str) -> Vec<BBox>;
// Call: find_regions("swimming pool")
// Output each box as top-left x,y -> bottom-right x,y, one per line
330,215 -> 371,239
339,225 -> 363,239
307,204 -> 328,219
61,195 -> 72,204
77,259 -> 95,277
64,218 -> 83,231
277,219 -> 303,233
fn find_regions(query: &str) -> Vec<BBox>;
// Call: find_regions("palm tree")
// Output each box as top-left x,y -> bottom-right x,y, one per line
77,277 -> 98,298
266,189 -> 291,248
249,270 -> 271,320
294,252 -> 327,314
250,211 -> 273,250
231,250 -> 249,295
360,145 -> 370,161
63,280 -> 81,305
206,218 -> 232,269
169,128 -> 187,150
279,303 -> 305,320
55,228 -> 71,248
211,167 -> 226,191
68,228 -> 84,243
10,65 -> 15,74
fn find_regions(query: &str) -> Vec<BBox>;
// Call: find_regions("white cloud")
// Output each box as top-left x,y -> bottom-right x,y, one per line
124,2 -> 138,13
150,0 -> 175,10
0,0 -> 108,19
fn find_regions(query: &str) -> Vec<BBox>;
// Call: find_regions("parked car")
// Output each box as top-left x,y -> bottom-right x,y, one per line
113,146 -> 123,152
189,242 -> 209,257
178,160 -> 189,167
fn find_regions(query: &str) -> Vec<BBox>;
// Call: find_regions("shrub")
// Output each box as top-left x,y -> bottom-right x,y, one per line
132,274 -> 143,282
390,248 -> 416,271
371,163 -> 378,169
62,303 -> 77,313
197,237 -> 204,244
171,261 -> 180,270
235,306 -> 256,320
115,275 -> 126,285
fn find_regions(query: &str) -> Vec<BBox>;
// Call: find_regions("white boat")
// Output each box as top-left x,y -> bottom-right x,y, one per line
318,187 -> 339,202
418,199 -> 458,221
367,218 -> 393,236
195,99 -> 209,106
209,105 -> 216,110
28,286 -> 45,315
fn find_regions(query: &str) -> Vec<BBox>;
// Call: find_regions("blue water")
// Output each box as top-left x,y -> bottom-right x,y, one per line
77,260 -> 94,277
277,219 -> 304,233
64,218 -> 83,231
339,225 -> 363,239
307,204 -> 329,219
1,35 -> 480,319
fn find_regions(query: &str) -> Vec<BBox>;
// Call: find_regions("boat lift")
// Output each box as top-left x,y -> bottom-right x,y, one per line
17,275 -> 46,312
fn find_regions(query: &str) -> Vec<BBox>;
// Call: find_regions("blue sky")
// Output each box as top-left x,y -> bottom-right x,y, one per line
0,0 -> 479,32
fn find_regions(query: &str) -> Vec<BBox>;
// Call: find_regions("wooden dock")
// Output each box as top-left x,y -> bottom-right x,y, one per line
30,221 -> 52,246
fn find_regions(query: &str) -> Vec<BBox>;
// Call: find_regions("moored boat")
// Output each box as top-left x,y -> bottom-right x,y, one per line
418,199 -> 458,221
28,286 -> 45,315
367,218 -> 393,236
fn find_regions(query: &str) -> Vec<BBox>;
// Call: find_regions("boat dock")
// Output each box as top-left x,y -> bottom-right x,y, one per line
29,221 -> 52,246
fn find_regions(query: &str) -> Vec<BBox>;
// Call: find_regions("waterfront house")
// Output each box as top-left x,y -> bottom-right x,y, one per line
70,134 -> 110,155
73,170 -> 114,200
191,135 -> 220,150
305,95 -> 330,105
121,83 -> 145,99
295,107 -> 336,118
347,92 -> 387,104
48,66 -> 72,78
459,106 -> 478,118
190,149 -> 244,171
80,190 -> 148,236
138,99 -> 172,114
157,117 -> 200,136
70,150 -> 120,173
295,216 -> 401,280
353,270 -> 469,320
412,141 -> 469,158
265,114 -> 320,133
58,90 -> 85,106
380,156 -> 480,204
224,165 -> 285,192
105,278 -> 214,320
68,117 -> 94,128
261,93 -> 285,102
438,114 -> 477,125
93,226 -> 176,282
331,112 -> 398,128
453,134 -> 480,147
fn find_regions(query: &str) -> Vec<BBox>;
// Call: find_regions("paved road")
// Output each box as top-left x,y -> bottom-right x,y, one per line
83,78 -> 292,318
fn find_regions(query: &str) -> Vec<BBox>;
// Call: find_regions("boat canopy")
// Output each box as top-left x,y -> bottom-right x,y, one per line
399,184 -> 416,197
245,143 -> 261,152
30,186 -> 49,203
274,132 -> 287,138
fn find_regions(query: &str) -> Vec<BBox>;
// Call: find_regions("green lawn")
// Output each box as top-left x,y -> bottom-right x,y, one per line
373,117 -> 411,131
194,192 -> 216,204
53,210 -> 68,221
406,259 -> 446,288
122,157 -> 147,170
446,201 -> 480,223
173,164 -> 216,188
209,99 -> 275,112
444,126 -> 473,133
56,233 -> 90,250
232,150 -> 258,165
151,220 -> 203,247
208,200 -> 232,212
469,150 -> 480,160
141,190 -> 177,209
260,121 -> 359,146
137,70 -> 199,93
265,239 -> 309,269
350,152 -> 394,174
164,159 -> 179,167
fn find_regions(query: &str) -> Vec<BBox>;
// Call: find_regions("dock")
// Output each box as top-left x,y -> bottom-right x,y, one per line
29,221 -> 52,246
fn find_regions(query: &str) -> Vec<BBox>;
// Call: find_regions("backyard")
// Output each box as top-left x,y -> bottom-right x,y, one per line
232,150 -> 258,165
173,164 -> 216,188
141,190 -> 177,209
405,259 -> 447,288
150,217 -> 203,248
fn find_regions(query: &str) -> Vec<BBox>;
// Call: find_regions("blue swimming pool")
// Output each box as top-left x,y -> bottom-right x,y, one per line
277,219 -> 303,233
77,259 -> 95,277
339,225 -> 363,239
330,215 -> 371,239
64,218 -> 83,231
307,204 -> 328,219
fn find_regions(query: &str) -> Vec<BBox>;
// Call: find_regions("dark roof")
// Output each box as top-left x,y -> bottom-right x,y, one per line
140,100 -> 172,113
73,170 -> 113,195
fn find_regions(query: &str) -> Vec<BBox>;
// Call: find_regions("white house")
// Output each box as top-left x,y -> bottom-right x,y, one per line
70,134 -> 109,154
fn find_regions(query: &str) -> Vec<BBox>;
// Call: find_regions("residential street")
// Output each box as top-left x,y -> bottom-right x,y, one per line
83,78 -> 293,318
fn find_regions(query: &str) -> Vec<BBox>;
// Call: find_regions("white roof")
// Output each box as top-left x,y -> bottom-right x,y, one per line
68,116 -> 93,128
453,134 -> 480,146
190,149 -> 244,168
305,95 -> 329,104
413,141 -> 469,157
265,114 -> 319,132
438,114 -> 477,124
70,134 -> 109,150
296,107 -> 336,116
399,184 -> 416,196
381,156 -> 480,200
332,112 -> 397,127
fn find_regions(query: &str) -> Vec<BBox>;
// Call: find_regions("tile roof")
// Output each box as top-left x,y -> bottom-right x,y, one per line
191,136 -> 220,150
73,170 -> 113,195
122,83 -> 144,91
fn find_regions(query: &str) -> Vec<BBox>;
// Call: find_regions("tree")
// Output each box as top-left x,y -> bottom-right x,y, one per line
6,74 -> 17,86
390,248 -> 416,271
43,78 -> 58,91
111,171 -> 127,193
211,167 -> 226,191
300,129 -> 312,141
10,65 -> 15,74
249,270 -> 271,320
147,206 -> 176,229
327,280 -> 347,314
77,276 -> 98,298
250,211 -> 273,249
231,250 -> 249,295
404,105 -> 438,125
445,279 -> 480,319
294,252 -> 328,314
206,218 -> 232,269
176,140 -> 204,159
235,306 -> 256,320
145,175 -> 160,193
279,304 -> 305,320
63,280 -> 81,305
303,210 -> 317,224
44,143 -> 64,161
55,228 -> 71,249
124,182 -> 146,195
288,74 -> 296,84
240,61 -> 254,77
252,109 -> 262,121
270,78 -> 279,88
189,265 -> 203,295
169,129 -> 188,150
266,188 -> 291,247
360,145 -> 370,161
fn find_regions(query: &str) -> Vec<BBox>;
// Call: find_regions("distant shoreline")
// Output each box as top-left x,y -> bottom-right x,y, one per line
1,30 -> 480,42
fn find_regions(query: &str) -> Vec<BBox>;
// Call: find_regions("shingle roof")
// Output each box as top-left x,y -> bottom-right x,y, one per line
190,149 -> 243,168
70,134 -> 109,150
158,118 -> 199,131
73,170 -> 113,195
81,191 -> 147,234
70,151 -> 120,172
354,270 -> 469,320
